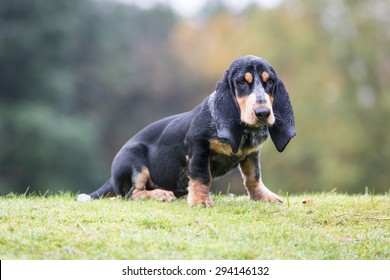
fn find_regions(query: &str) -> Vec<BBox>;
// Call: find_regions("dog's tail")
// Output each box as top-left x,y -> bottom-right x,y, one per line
76,178 -> 114,202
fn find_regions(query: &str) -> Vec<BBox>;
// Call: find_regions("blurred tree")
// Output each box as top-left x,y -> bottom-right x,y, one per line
0,0 -> 109,193
291,0 -> 390,193
0,0 -> 179,194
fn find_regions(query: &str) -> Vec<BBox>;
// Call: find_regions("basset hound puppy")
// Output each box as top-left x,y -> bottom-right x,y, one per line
77,55 -> 296,206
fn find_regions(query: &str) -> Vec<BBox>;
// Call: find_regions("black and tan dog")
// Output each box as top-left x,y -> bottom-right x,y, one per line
77,55 -> 295,206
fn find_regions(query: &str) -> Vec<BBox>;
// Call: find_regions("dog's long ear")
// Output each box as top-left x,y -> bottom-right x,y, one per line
269,73 -> 296,152
213,71 -> 244,153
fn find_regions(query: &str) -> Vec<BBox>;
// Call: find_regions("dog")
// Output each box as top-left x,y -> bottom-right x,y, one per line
76,55 -> 296,206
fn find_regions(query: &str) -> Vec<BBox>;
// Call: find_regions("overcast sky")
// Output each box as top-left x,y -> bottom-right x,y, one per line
110,0 -> 282,17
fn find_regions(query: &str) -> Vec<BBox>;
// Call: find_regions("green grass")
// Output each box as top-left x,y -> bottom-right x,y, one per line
0,192 -> 389,259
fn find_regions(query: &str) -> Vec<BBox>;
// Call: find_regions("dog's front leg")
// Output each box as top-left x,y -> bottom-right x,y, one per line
239,152 -> 284,203
187,140 -> 214,207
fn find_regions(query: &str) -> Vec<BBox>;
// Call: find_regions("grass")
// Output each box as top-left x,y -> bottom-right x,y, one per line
0,192 -> 389,259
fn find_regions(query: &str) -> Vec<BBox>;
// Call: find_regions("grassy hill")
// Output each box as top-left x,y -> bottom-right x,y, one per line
0,192 -> 389,259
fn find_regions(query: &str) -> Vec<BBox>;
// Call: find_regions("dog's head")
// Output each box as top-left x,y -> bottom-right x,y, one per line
215,55 -> 296,152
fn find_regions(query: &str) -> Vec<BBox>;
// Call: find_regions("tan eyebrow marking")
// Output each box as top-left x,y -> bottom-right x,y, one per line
262,71 -> 269,82
244,72 -> 253,84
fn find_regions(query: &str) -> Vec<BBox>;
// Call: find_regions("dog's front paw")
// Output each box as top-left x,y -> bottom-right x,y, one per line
187,179 -> 214,207
256,190 -> 284,203
187,195 -> 215,207
248,183 -> 284,203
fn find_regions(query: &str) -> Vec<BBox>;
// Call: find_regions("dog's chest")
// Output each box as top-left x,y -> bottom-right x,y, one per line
209,128 -> 268,177
209,139 -> 259,158
208,143 -> 254,178
209,127 -> 268,157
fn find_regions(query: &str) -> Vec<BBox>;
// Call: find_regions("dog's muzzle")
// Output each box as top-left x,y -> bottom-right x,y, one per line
254,107 -> 271,122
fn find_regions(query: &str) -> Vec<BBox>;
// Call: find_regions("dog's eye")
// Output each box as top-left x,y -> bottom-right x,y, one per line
267,79 -> 274,85
264,78 -> 275,93
237,79 -> 247,85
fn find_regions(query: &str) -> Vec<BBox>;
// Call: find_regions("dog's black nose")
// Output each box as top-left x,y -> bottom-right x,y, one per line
254,107 -> 271,120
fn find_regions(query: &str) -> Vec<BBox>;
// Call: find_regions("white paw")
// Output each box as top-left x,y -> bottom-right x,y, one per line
76,193 -> 92,202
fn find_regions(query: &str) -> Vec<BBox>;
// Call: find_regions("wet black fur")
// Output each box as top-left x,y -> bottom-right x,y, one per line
84,55 -> 295,199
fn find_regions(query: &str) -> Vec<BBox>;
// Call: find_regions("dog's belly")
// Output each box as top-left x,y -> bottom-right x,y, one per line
148,153 -> 242,196
147,155 -> 189,196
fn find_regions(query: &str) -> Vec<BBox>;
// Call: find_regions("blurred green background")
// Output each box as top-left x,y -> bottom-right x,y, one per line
1,0 -> 389,196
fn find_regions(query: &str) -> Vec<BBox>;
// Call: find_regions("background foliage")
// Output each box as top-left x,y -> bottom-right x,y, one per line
1,0 -> 389,195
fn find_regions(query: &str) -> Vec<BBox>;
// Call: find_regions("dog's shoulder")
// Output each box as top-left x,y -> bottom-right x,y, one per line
192,91 -> 243,152
184,95 -> 217,140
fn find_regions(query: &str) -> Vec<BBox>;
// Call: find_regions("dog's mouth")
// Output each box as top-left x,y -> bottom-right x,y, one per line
253,119 -> 275,128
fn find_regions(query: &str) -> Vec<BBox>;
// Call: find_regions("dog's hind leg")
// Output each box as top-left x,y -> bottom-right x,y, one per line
111,144 -> 177,202
76,178 -> 115,201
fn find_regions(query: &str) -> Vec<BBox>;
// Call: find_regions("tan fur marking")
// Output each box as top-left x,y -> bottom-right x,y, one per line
237,93 -> 258,125
239,158 -> 258,190
261,71 -> 269,82
187,178 -> 214,207
242,145 -> 262,156
128,167 -> 176,202
244,72 -> 253,84
134,167 -> 150,191
209,139 -> 234,155
210,139 -> 261,157
236,94 -> 248,122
